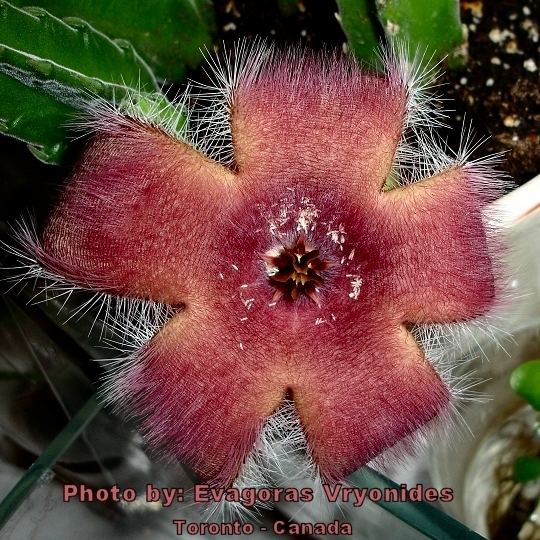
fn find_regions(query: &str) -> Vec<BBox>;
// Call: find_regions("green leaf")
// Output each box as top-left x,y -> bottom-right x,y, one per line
8,0 -> 216,81
0,73 -> 71,163
0,3 -> 156,87
336,0 -> 383,66
510,359 -> 540,411
514,455 -> 540,483
124,92 -> 187,134
376,0 -> 466,66
0,1 -> 159,163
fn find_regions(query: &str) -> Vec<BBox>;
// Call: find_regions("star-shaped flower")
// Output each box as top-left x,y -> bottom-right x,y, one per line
26,45 -> 505,487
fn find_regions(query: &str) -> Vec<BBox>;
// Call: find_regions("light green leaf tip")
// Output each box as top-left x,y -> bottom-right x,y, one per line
510,359 -> 540,411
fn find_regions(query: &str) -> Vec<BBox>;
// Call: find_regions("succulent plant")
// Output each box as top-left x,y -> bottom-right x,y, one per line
336,0 -> 466,67
6,42 -> 507,496
0,0 -> 212,163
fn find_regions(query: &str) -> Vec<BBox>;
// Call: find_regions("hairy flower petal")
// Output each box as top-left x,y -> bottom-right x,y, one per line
381,168 -> 501,323
41,120 -> 236,305
19,45 -> 507,489
232,54 -> 406,190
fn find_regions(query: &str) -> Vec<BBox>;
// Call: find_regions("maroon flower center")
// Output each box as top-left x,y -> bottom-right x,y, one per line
262,233 -> 333,306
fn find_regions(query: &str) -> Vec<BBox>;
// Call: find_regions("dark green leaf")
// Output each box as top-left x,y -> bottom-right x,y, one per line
0,3 -> 156,87
8,0 -> 216,81
0,1 -> 158,163
0,73 -> 71,163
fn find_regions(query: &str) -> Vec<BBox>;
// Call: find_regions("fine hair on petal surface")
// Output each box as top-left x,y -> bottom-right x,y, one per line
1,40 -> 512,512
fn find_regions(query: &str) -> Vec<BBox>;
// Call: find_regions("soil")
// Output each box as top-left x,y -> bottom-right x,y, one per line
445,0 -> 540,184
213,0 -> 540,185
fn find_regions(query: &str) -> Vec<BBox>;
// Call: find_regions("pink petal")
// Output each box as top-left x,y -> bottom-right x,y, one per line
119,309 -> 287,486
232,53 -> 406,192
380,167 -> 504,323
292,322 -> 451,481
41,120 -> 235,305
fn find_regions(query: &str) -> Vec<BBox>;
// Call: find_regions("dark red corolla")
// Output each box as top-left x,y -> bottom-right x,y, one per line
30,48 -> 505,487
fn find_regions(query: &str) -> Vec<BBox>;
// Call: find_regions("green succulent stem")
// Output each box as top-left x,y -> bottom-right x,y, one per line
0,1 -> 160,163
336,0 -> 466,68
336,0 -> 383,67
7,0 -> 216,81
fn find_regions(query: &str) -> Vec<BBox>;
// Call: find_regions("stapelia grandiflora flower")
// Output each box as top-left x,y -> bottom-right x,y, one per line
18,44 -> 506,488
